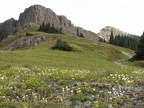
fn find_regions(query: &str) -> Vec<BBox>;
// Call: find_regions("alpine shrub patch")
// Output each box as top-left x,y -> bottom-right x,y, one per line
52,39 -> 73,51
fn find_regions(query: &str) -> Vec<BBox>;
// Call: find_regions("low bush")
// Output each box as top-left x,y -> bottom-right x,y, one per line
133,61 -> 144,67
26,32 -> 34,36
52,39 -> 73,51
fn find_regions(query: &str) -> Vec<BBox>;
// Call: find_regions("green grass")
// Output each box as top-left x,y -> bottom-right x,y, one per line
0,46 -> 114,69
0,31 -> 132,70
0,43 -> 128,71
0,30 -> 143,108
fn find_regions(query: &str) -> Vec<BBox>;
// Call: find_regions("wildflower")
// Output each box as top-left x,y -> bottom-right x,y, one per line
77,88 -> 81,93
107,91 -> 112,94
94,101 -> 99,107
0,86 -> 2,89
83,82 -> 88,87
70,90 -> 73,93
65,86 -> 69,91
34,95 -> 37,98
72,77 -> 75,80
62,87 -> 65,92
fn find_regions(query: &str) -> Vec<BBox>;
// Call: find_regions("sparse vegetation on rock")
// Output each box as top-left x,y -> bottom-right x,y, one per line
38,22 -> 61,34
0,5 -> 98,43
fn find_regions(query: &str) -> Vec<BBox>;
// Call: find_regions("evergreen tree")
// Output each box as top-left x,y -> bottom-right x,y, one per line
109,30 -> 114,44
109,33 -> 139,51
77,28 -> 80,36
123,35 -> 128,48
133,31 -> 144,60
42,22 -> 45,29
38,22 -> 61,34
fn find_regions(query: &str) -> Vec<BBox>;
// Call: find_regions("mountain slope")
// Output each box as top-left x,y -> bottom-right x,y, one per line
0,5 -> 98,43
98,26 -> 127,41
98,26 -> 140,41
0,30 -> 133,69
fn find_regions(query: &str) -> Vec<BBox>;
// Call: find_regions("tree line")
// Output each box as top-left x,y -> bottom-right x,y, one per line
38,22 -> 62,34
132,31 -> 144,61
38,22 -> 84,37
109,31 -> 140,51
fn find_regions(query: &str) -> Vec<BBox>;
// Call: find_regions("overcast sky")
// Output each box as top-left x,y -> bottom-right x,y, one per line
0,0 -> 144,35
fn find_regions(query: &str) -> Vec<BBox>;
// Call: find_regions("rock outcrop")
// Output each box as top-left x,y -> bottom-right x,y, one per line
0,5 -> 98,43
0,18 -> 17,42
98,26 -> 127,41
8,35 -> 56,51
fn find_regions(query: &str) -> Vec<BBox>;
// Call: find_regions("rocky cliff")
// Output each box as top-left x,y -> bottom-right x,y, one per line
98,26 -> 128,41
0,18 -> 17,42
0,5 -> 98,42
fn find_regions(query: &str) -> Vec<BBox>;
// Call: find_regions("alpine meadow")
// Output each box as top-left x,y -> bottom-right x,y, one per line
0,5 -> 144,108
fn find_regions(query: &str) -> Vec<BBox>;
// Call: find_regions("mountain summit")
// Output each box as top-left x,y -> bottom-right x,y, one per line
98,26 -> 128,41
0,5 -> 98,42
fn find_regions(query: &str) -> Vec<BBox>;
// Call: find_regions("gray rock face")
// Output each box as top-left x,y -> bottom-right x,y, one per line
8,35 -> 55,51
18,5 -> 58,28
19,5 -> 97,40
0,5 -> 98,43
0,18 -> 17,41
17,5 -> 98,41
98,26 -> 128,41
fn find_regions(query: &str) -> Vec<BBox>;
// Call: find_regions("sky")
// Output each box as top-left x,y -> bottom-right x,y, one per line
0,0 -> 144,36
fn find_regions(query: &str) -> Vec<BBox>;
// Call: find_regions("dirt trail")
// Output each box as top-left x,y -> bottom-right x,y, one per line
114,51 -> 132,67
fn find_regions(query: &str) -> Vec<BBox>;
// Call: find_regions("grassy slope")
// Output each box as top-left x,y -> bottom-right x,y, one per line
0,30 -> 134,71
1,31 -> 144,108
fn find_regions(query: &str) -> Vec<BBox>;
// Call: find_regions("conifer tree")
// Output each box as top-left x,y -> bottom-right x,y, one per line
109,30 -> 114,44
134,31 -> 144,60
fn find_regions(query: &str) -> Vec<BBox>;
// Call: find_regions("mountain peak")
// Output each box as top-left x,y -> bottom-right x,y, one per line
0,5 -> 98,43
98,26 -> 127,41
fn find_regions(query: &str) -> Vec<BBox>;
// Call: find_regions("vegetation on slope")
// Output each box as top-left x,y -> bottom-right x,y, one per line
0,30 -> 143,108
0,30 -> 132,69
109,30 -> 140,51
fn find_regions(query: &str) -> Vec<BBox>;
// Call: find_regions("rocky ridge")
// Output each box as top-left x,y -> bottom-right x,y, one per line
98,26 -> 128,41
0,5 -> 98,43
7,35 -> 56,51
0,18 -> 17,42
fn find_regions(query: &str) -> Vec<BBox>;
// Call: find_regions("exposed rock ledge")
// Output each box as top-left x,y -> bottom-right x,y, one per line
8,35 -> 56,51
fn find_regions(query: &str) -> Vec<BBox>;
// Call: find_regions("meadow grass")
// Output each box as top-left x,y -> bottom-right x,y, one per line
0,31 -> 143,107
0,32 -> 131,69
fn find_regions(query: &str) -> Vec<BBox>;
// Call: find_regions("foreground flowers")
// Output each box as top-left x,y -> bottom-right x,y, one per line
0,66 -> 143,107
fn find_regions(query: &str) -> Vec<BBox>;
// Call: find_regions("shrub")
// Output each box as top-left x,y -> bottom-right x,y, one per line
57,79 -> 73,85
52,39 -> 73,51
26,32 -> 33,36
71,93 -> 88,102
0,64 -> 12,70
0,98 -> 16,108
133,61 -> 144,67
81,87 -> 100,96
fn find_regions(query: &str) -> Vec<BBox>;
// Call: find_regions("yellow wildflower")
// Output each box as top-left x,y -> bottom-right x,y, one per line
83,82 -> 88,87
77,88 -> 81,93
94,101 -> 99,107
72,77 -> 75,80
0,86 -> 2,89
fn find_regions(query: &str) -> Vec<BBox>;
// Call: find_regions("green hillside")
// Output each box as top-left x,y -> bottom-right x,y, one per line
0,31 -> 132,69
0,31 -> 143,108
